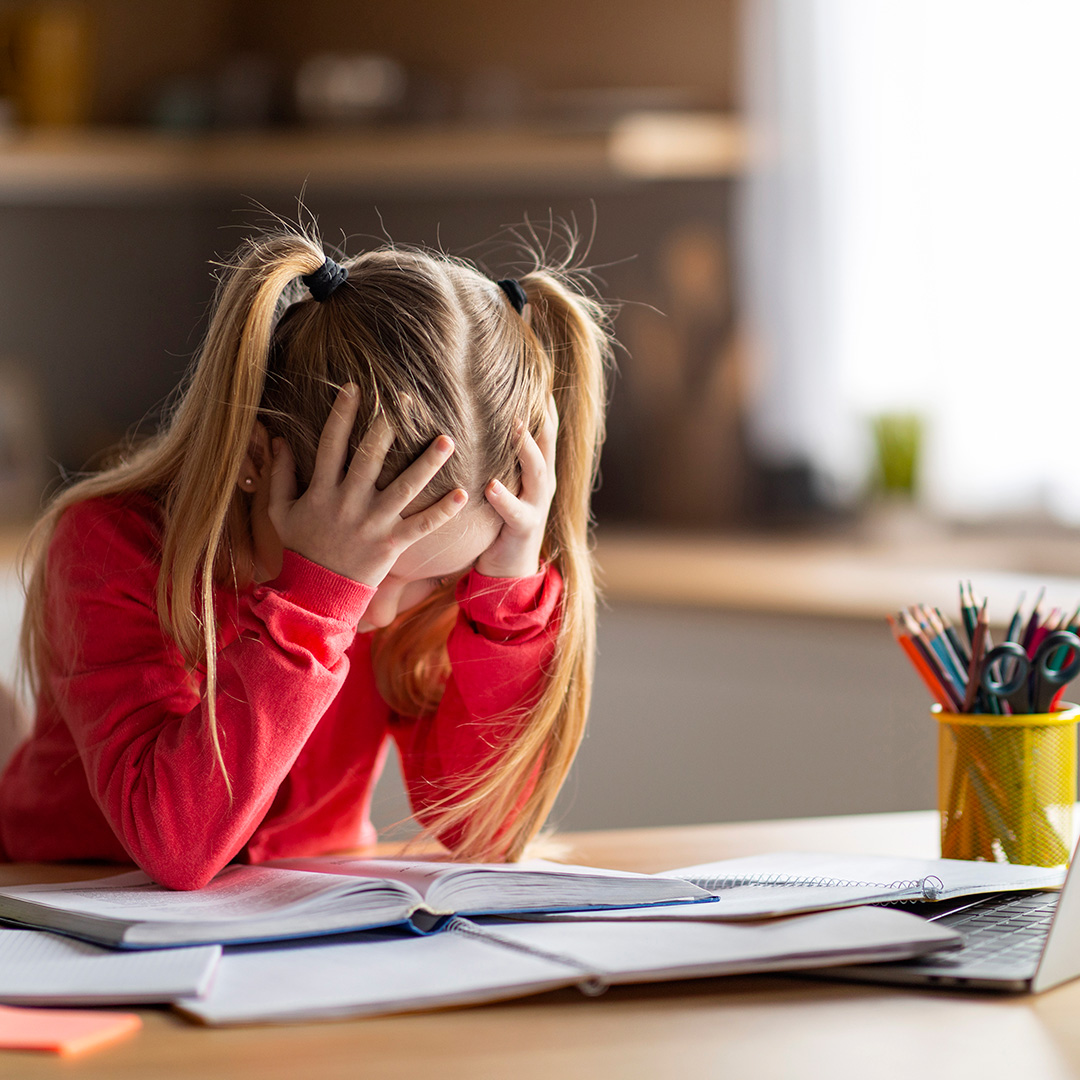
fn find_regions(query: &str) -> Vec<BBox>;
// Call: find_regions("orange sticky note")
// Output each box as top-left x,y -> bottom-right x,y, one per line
0,1003 -> 141,1056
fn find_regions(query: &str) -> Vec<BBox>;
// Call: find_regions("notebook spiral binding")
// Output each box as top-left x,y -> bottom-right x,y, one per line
688,872 -> 946,901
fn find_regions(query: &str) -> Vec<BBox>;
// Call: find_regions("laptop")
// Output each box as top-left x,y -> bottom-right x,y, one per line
818,837 -> 1080,993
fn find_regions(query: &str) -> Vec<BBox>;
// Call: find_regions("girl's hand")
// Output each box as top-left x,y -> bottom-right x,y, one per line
477,394 -> 558,579
267,385 -> 468,587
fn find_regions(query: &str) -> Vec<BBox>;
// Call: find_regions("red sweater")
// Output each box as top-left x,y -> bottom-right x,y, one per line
0,495 -> 561,889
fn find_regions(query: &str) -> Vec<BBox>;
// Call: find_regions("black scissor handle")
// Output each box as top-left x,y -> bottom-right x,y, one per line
981,642 -> 1029,696
1033,630 -> 1080,685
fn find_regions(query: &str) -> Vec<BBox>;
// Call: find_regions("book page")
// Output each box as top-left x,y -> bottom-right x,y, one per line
268,857 -> 467,900
269,856 -> 709,915
0,866 -> 416,923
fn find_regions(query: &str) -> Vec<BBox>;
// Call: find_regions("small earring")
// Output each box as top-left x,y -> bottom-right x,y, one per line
243,477 -> 254,488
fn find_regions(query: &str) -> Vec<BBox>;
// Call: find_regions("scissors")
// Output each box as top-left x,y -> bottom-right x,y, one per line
981,630 -> 1080,713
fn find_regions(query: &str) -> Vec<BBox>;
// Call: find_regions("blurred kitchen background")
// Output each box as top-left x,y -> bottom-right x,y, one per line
1,0 -> 1079,838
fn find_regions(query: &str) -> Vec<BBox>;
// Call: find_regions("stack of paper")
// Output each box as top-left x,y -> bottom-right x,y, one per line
0,852 -> 1024,1028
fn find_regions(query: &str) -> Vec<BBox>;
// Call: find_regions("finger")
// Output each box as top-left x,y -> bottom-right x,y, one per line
396,488 -> 469,546
267,437 -> 298,528
537,394 -> 559,464
378,435 -> 456,516
346,411 -> 395,488
515,429 -> 548,505
310,384 -> 360,489
485,478 -> 528,530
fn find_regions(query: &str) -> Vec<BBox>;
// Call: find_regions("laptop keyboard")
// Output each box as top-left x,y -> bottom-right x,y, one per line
920,892 -> 1057,972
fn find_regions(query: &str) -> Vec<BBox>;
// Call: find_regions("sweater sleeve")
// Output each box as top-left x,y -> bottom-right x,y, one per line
391,564 -> 562,853
45,499 -> 374,890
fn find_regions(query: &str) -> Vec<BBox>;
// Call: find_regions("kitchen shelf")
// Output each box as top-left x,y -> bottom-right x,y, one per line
0,113 -> 746,201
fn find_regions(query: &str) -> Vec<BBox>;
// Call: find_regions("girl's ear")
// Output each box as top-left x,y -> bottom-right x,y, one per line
237,421 -> 272,492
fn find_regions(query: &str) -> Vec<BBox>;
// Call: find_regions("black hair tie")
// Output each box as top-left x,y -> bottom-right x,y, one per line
496,278 -> 528,315
302,257 -> 349,302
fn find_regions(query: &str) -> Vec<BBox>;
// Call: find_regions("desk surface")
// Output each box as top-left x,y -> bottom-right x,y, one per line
3,810 -> 1080,1080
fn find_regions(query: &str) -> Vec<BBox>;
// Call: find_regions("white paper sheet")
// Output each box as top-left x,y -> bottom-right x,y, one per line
174,925 -> 577,1025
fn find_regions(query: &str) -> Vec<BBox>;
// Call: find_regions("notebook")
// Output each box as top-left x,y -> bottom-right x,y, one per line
0,926 -> 220,1005
813,836 -> 1080,992
0,858 -> 710,948
504,852 -> 1065,923
174,904 -> 961,1025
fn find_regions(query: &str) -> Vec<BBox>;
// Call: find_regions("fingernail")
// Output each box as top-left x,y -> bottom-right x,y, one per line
453,489 -> 468,505
343,383 -> 358,396
489,479 -> 502,494
437,435 -> 455,454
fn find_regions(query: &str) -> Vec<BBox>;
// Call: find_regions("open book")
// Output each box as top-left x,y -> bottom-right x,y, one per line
175,906 -> 961,1026
515,852 -> 1068,923
0,858 -> 710,949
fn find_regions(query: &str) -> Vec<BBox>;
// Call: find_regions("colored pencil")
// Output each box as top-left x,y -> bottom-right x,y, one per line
962,601 -> 989,713
888,615 -> 954,710
926,606 -> 970,678
1005,593 -> 1025,643
1021,587 -> 1046,653
915,608 -> 967,697
901,610 -> 964,710
960,581 -> 977,645
934,606 -> 971,668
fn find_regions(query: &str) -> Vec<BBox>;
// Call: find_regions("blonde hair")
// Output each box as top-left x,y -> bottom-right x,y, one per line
20,227 -> 610,862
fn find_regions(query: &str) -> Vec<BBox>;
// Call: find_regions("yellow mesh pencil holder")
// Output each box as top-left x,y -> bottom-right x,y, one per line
935,703 -> 1078,867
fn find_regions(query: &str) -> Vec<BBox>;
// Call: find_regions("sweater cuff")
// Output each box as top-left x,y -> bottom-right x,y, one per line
455,564 -> 562,642
267,550 -> 376,624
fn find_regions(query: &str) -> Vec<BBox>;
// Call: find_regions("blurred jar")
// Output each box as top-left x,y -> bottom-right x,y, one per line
15,2 -> 93,127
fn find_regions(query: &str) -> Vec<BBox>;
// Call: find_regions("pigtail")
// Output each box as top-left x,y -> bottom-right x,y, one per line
20,231 -> 330,793
157,234 -> 330,791
410,269 -> 611,861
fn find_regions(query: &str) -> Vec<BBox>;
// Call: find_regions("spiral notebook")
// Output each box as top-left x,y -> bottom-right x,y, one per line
509,852 -> 1066,924
668,852 -> 1065,918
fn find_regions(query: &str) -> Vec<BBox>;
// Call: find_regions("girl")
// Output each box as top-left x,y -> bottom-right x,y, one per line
0,228 -> 610,890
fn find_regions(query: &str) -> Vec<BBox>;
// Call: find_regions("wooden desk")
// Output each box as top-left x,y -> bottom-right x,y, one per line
2,811 -> 1080,1080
